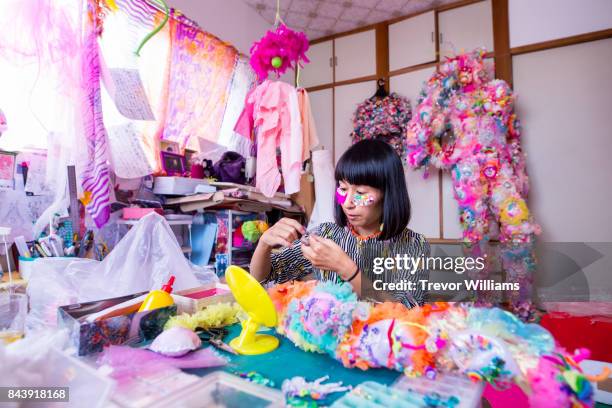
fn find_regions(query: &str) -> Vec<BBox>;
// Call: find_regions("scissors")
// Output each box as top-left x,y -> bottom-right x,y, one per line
195,327 -> 238,355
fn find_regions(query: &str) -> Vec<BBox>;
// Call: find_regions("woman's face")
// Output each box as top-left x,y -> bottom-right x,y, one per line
337,180 -> 383,229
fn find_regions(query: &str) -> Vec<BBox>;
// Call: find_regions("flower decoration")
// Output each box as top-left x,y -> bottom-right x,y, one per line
500,197 -> 529,226
249,24 -> 309,81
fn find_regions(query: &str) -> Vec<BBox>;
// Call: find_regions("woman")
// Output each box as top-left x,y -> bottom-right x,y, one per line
250,139 -> 430,307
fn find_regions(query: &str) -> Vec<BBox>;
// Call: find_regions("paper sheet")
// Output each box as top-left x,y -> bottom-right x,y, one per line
18,150 -> 52,195
106,68 -> 155,120
107,122 -> 155,178
0,152 -> 15,190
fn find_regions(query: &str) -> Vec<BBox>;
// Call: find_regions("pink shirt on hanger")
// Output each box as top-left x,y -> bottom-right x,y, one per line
250,80 -> 302,197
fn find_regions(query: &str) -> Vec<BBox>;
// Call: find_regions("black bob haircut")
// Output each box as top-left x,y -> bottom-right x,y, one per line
334,139 -> 411,240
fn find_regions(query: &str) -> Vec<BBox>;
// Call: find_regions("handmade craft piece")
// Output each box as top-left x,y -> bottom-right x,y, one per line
405,49 -> 539,244
149,326 -> 202,357
249,23 -> 309,81
241,220 -> 269,243
164,302 -> 244,331
269,280 -> 602,408
351,93 -> 411,162
331,381 -> 460,408
234,371 -> 276,387
404,50 -> 540,310
282,375 -> 351,406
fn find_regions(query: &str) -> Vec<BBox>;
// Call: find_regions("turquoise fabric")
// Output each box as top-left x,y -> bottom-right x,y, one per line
186,324 -> 399,404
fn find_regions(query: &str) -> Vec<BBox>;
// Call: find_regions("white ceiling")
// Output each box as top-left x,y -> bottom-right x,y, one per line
243,0 -> 457,40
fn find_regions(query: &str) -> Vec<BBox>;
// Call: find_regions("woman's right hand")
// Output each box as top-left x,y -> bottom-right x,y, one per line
260,218 -> 306,248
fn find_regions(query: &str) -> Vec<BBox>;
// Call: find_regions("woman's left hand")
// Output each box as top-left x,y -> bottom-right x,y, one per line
301,235 -> 357,279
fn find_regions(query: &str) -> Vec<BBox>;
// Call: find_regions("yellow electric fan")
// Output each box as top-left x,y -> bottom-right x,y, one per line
225,265 -> 279,355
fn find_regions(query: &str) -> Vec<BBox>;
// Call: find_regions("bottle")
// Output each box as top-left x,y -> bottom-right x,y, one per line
138,276 -> 175,312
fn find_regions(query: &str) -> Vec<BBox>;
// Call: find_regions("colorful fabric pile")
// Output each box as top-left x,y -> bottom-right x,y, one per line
269,280 -> 602,408
351,93 -> 412,162
404,50 -> 540,309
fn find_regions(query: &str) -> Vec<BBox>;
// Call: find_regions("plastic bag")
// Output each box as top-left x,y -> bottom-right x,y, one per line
26,213 -> 216,331
0,329 -> 114,407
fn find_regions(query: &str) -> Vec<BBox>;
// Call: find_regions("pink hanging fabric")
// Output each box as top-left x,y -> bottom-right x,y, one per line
162,15 -> 238,150
80,28 -> 111,228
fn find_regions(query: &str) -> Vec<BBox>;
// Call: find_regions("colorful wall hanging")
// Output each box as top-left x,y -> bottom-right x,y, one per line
161,13 -> 238,150
269,280 -> 602,408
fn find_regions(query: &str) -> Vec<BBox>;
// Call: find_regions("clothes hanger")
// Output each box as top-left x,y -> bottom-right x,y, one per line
371,78 -> 389,100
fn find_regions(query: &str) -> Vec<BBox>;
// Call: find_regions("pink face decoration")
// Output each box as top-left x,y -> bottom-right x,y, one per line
336,187 -> 376,207
335,187 -> 347,205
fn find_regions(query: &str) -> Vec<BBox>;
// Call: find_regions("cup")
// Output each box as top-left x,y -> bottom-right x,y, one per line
0,292 -> 28,344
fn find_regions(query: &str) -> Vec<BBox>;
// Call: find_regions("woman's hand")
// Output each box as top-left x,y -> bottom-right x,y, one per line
259,217 -> 306,248
301,235 -> 357,279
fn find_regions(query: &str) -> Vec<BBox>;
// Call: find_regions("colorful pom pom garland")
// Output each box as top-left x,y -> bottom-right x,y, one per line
268,279 -> 606,408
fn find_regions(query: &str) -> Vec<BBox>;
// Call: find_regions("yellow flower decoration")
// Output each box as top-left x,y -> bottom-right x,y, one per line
500,197 -> 529,225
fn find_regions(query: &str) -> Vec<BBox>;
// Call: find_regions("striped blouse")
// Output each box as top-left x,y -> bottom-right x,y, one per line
267,222 -> 430,307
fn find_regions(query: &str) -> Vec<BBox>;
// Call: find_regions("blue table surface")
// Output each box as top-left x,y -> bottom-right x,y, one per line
168,324 -> 611,407
185,323 -> 399,404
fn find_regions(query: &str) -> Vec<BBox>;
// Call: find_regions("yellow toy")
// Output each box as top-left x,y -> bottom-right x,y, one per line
225,265 -> 279,355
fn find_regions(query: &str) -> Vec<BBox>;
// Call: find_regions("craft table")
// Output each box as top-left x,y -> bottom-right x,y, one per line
186,324 -> 399,405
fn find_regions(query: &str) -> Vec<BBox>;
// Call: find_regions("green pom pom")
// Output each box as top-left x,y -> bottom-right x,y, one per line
242,221 -> 262,243
271,56 -> 282,68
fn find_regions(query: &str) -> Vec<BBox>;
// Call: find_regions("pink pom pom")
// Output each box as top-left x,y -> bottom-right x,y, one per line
249,24 -> 310,81
527,357 -> 571,408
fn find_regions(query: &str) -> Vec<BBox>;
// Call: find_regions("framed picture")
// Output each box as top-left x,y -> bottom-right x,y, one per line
0,150 -> 16,190
160,151 -> 186,176
160,140 -> 180,154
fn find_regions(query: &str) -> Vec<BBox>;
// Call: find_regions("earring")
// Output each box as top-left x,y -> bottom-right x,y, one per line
379,223 -> 384,231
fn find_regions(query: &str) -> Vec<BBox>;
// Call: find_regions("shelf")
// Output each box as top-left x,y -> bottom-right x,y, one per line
118,219 -> 193,226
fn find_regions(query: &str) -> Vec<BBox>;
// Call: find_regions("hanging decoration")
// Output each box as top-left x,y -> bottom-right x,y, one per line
161,12 -> 238,150
269,280 -> 604,408
249,0 -> 309,81
134,0 -> 169,56
404,49 -> 540,313
80,9 -> 112,228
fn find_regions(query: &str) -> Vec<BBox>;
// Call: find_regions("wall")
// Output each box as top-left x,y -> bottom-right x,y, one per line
513,38 -> 612,242
509,0 -> 612,47
169,0 -> 270,55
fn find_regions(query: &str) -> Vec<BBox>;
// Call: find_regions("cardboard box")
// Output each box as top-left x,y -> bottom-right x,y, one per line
174,283 -> 234,314
58,292 -> 177,356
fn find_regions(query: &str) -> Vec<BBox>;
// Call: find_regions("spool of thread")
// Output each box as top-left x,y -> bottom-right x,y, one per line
191,164 -> 205,179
